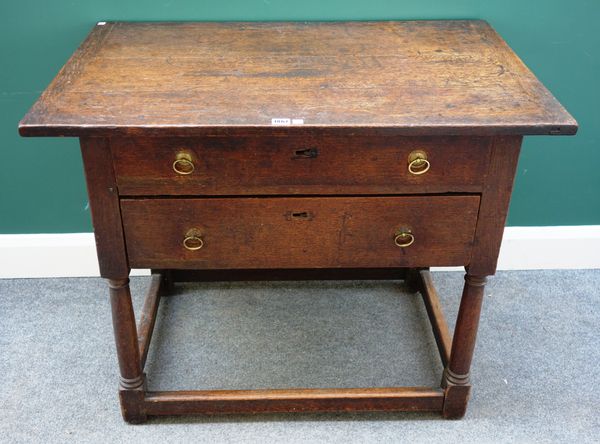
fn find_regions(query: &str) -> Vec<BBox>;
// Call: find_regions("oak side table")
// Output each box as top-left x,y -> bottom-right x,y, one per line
19,21 -> 577,422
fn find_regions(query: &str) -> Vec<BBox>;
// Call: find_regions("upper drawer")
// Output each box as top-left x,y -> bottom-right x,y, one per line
111,136 -> 491,196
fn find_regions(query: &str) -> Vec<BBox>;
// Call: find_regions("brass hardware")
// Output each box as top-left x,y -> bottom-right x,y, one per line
408,150 -> 430,175
183,228 -> 204,251
394,229 -> 415,248
172,152 -> 195,175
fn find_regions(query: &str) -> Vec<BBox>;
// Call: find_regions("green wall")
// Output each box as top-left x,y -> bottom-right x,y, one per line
1,1 -> 597,233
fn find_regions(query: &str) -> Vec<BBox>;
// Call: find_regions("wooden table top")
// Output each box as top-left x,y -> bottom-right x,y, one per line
19,21 -> 577,137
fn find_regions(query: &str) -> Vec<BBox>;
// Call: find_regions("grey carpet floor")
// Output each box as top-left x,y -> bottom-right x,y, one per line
0,270 -> 598,443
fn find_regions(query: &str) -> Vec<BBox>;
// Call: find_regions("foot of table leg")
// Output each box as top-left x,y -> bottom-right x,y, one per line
119,379 -> 147,424
441,273 -> 487,419
109,278 -> 147,424
441,368 -> 471,419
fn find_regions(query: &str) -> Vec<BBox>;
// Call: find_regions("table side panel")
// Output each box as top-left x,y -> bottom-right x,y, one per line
468,135 -> 522,275
80,137 -> 129,278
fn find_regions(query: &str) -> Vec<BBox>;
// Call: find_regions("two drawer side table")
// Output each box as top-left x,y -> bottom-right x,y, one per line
19,21 -> 577,422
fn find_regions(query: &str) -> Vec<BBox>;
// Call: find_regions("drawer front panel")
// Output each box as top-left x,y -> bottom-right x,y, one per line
112,136 -> 491,195
121,196 -> 480,269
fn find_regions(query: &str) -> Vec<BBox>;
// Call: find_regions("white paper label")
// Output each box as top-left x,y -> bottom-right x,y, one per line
97,21 -> 107,26
291,119 -> 304,125
271,118 -> 291,125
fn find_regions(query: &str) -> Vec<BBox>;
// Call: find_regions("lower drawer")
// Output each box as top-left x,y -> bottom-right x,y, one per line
120,196 -> 480,269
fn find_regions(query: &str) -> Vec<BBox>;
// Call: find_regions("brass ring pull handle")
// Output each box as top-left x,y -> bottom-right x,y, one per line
394,230 -> 415,248
183,229 -> 204,251
407,150 -> 430,175
172,152 -> 195,175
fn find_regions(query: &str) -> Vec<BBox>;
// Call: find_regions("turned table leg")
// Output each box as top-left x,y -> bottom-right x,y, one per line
108,278 -> 147,423
442,273 -> 487,419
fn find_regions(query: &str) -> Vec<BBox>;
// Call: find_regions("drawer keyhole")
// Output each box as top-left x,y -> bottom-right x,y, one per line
292,211 -> 309,219
292,148 -> 319,159
286,211 -> 314,221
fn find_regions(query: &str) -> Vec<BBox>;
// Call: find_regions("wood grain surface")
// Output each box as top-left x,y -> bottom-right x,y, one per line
79,137 -> 129,278
19,21 -> 577,137
120,195 -> 480,269
144,387 -> 445,415
112,135 -> 491,195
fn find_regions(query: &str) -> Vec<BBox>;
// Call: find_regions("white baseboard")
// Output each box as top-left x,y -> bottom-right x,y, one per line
0,233 -> 149,279
0,226 -> 598,278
